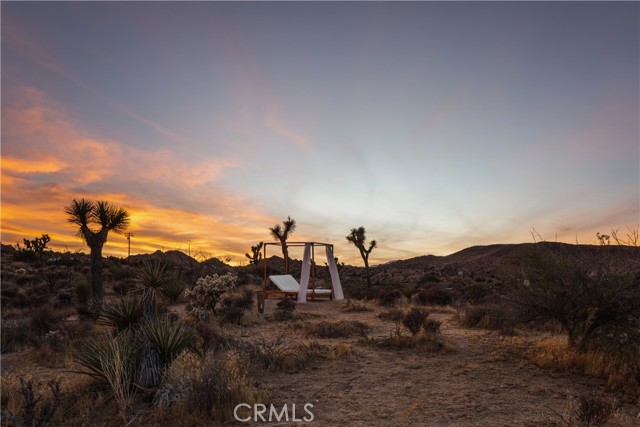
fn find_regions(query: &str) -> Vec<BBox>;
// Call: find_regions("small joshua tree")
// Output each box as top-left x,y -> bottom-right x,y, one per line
269,216 -> 296,274
185,273 -> 237,319
245,241 -> 264,265
346,226 -> 377,287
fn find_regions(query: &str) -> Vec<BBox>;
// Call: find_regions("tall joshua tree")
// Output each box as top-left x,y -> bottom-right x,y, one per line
346,226 -> 377,287
245,241 -> 264,265
269,216 -> 296,274
65,199 -> 130,313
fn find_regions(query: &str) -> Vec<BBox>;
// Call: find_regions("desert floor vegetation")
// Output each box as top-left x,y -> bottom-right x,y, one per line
1,244 -> 639,426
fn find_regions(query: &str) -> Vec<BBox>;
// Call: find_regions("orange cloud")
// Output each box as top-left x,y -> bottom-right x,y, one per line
0,87 -> 277,264
1,155 -> 68,174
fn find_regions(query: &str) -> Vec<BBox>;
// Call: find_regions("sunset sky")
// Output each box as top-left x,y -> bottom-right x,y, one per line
2,2 -> 638,265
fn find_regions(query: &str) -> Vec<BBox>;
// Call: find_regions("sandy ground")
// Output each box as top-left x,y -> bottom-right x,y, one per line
251,299 -> 640,427
2,299 -> 638,427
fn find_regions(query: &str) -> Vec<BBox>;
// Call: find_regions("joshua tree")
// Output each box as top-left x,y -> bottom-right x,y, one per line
245,241 -> 264,265
269,216 -> 296,274
346,226 -> 377,286
65,199 -> 130,313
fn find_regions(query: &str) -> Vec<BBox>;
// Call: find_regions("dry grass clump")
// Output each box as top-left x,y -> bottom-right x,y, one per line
1,374 -> 108,426
458,303 -> 515,334
553,393 -> 638,427
272,298 -> 297,321
155,351 -> 259,423
377,308 -> 404,322
241,334 -> 332,372
526,337 -> 640,398
341,298 -> 373,312
306,320 -> 370,339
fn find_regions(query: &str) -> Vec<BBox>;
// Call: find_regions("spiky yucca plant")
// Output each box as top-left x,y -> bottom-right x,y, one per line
99,297 -> 144,333
75,330 -> 140,383
136,259 -> 177,317
139,315 -> 195,370
159,279 -> 186,304
135,315 -> 194,388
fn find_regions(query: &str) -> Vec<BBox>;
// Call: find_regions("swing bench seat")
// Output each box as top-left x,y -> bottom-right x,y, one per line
267,275 -> 333,300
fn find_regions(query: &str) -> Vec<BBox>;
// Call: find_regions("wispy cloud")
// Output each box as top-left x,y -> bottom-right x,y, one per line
2,20 -> 197,146
1,87 -> 276,261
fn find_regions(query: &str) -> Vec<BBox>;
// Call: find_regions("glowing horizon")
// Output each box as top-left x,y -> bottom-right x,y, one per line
2,2 -> 638,266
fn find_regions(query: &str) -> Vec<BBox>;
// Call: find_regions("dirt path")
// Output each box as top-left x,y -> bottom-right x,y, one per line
256,300 -> 638,427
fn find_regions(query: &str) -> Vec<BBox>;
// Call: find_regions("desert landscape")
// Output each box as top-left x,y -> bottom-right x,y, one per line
1,239 -> 639,426
2,2 -> 639,426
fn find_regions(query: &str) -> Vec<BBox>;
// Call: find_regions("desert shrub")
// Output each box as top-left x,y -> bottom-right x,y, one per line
99,297 -> 144,333
163,351 -> 257,421
190,322 -> 236,355
402,308 -> 429,336
457,281 -> 496,304
378,289 -> 402,307
185,273 -> 237,319
12,244 -> 38,262
42,268 -> 71,293
0,377 -> 62,427
219,289 -> 255,325
55,290 -> 73,307
423,318 -> 442,336
1,319 -> 33,353
378,308 -> 404,322
30,305 -> 64,335
273,298 -> 296,321
76,316 -> 193,394
414,287 -> 453,306
459,304 -> 515,332
306,320 -> 369,338
509,246 -> 640,354
574,394 -> 614,427
111,280 -> 136,296
342,298 -> 373,312
419,271 -> 441,284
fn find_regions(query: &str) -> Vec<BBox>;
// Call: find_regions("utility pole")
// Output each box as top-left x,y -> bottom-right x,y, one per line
125,232 -> 135,258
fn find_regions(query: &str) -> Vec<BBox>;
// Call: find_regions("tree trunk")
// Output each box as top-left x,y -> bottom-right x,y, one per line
89,243 -> 105,314
364,256 -> 371,287
282,244 -> 289,274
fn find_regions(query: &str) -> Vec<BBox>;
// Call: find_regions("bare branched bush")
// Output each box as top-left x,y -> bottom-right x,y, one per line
402,308 -> 429,336
509,246 -> 640,354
